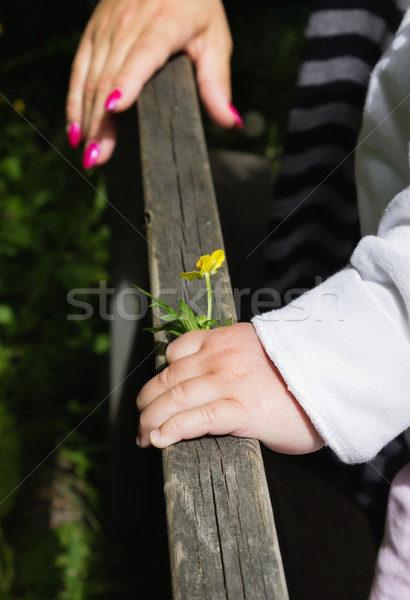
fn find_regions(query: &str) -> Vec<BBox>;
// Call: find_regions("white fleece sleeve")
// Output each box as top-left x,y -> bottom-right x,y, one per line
253,189 -> 410,464
252,10 -> 410,464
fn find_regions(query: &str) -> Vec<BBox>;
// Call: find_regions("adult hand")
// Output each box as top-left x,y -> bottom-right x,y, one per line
137,323 -> 324,454
66,0 -> 240,168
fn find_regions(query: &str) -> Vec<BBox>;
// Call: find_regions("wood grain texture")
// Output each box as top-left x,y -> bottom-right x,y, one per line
137,54 -> 289,600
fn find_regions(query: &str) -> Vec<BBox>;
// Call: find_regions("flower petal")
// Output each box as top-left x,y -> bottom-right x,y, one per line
210,249 -> 225,272
180,270 -> 201,280
196,254 -> 212,274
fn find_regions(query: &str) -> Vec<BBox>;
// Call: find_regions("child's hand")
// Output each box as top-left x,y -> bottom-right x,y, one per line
66,0 -> 236,167
137,323 -> 324,454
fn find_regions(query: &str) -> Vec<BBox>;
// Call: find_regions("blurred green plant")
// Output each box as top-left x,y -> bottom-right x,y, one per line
0,2 -> 115,597
0,109 -> 113,596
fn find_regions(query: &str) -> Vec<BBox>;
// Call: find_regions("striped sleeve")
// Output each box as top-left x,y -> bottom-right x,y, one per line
263,0 -> 405,301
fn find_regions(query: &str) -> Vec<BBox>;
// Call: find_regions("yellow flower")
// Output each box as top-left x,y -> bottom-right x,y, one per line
180,249 -> 225,280
197,249 -> 225,275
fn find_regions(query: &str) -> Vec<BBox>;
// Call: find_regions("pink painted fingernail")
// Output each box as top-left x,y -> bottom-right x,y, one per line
67,122 -> 81,148
82,142 -> 100,169
104,89 -> 122,111
229,103 -> 243,129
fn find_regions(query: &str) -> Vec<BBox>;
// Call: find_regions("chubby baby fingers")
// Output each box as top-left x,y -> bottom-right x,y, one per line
140,398 -> 249,449
137,373 -> 226,446
136,351 -> 209,412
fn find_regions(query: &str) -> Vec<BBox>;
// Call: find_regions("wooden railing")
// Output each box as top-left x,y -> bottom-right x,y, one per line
137,54 -> 289,600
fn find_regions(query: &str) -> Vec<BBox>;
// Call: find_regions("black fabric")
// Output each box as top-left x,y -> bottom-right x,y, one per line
263,0 -> 406,300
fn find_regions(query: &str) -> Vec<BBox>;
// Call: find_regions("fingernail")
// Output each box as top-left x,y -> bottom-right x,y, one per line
67,122 -> 81,148
229,104 -> 243,129
136,435 -> 141,447
82,142 -> 100,169
150,429 -> 160,444
105,89 -> 122,111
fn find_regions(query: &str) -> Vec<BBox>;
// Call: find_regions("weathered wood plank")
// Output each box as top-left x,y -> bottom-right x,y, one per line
137,54 -> 289,600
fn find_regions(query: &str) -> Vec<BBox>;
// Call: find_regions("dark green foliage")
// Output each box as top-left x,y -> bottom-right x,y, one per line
0,2 -> 115,597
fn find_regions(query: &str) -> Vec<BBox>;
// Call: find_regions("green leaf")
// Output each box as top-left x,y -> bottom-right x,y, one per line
159,312 -> 179,323
178,300 -> 201,332
203,319 -> 220,329
93,333 -> 110,354
134,285 -> 179,317
0,305 -> 14,326
195,315 -> 208,328
148,301 -> 177,315
144,322 -> 186,336
148,300 -> 179,317
0,156 -> 23,181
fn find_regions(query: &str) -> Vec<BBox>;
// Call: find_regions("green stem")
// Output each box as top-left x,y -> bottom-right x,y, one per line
205,272 -> 212,326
